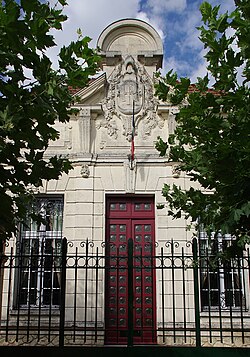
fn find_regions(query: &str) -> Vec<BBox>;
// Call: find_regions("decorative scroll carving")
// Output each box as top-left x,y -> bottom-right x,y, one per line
100,56 -> 160,141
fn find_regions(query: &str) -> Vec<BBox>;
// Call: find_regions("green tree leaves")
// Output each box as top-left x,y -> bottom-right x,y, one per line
0,0 -> 100,240
155,1 -> 250,256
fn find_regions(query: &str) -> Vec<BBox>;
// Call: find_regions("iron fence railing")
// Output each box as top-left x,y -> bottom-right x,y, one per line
0,237 -> 249,347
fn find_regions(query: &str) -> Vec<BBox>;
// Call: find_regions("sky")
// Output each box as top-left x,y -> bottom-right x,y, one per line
48,0 -> 236,83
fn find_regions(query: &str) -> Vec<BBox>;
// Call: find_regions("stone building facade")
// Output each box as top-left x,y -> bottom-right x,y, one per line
1,19 -> 249,347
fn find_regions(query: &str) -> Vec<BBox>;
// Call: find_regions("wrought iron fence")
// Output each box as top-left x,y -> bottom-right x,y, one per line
0,237 -> 249,347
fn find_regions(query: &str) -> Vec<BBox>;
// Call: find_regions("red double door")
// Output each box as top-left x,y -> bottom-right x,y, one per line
105,196 -> 156,345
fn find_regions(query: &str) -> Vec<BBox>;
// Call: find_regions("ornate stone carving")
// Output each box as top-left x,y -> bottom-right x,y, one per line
124,159 -> 137,193
79,108 -> 90,117
168,108 -> 179,135
99,141 -> 106,150
100,56 -> 159,141
172,164 -> 181,178
81,164 -> 90,178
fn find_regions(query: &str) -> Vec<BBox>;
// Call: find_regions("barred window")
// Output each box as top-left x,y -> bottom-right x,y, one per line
17,196 -> 63,308
199,232 -> 246,310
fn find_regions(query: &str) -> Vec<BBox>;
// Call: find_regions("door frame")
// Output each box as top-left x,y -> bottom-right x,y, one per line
104,194 -> 156,345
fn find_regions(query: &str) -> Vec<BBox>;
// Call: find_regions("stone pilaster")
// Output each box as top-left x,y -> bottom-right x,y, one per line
79,108 -> 91,153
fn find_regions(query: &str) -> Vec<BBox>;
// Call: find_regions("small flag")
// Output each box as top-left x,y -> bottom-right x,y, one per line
131,100 -> 135,161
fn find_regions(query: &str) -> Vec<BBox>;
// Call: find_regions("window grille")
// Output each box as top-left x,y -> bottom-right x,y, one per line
17,196 -> 63,308
199,231 -> 245,310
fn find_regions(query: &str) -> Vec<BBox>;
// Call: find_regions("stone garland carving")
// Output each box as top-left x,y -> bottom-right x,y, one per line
98,56 -> 162,141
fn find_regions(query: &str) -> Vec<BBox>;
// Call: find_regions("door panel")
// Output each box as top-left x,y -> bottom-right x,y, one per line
105,219 -> 130,344
105,196 -> 156,345
133,220 -> 155,343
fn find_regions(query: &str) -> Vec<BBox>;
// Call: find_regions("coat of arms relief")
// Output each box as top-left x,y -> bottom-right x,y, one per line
98,56 -> 163,143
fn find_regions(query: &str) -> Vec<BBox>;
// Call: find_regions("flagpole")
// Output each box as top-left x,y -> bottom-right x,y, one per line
131,100 -> 135,166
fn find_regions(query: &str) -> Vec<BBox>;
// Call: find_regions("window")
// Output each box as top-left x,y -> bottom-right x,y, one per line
17,196 -> 63,308
199,232 -> 246,310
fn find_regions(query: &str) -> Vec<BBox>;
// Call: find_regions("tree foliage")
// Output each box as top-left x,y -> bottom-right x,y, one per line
0,0 -> 100,241
155,0 -> 250,257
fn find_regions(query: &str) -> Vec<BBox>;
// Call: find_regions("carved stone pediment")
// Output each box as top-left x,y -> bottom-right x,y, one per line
99,56 -> 161,141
